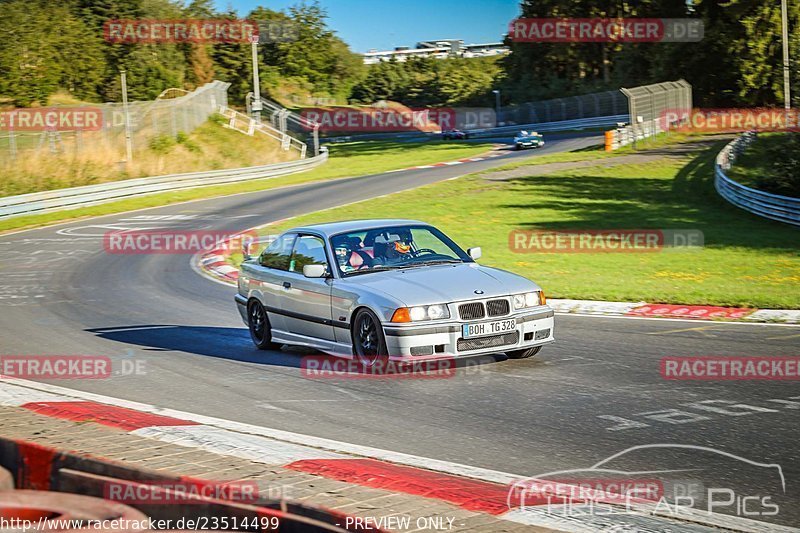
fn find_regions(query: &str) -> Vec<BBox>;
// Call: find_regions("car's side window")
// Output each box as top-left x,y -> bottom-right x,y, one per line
289,234 -> 329,273
259,233 -> 296,270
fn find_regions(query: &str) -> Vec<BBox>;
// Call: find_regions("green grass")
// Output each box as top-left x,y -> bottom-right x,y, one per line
0,116 -> 296,198
250,136 -> 799,309
0,140 -> 494,234
726,132 -> 800,198
726,132 -> 779,189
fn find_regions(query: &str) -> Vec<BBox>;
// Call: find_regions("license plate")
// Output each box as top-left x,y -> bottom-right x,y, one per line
462,318 -> 516,339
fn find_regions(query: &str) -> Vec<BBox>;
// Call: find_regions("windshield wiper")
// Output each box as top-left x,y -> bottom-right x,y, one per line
415,259 -> 462,266
344,265 -> 401,276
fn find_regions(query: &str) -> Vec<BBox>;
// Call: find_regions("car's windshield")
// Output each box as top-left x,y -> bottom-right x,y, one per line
330,225 -> 470,276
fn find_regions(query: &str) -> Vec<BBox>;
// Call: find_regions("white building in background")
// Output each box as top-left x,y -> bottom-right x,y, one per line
362,39 -> 508,64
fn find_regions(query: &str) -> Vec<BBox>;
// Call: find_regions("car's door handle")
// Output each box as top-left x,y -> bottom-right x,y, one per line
282,281 -> 291,289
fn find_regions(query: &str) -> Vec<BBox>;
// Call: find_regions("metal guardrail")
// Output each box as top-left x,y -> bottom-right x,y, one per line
0,148 -> 328,219
467,114 -> 629,137
220,105 -> 307,157
323,114 -> 628,143
246,94 -> 321,156
715,132 -> 800,227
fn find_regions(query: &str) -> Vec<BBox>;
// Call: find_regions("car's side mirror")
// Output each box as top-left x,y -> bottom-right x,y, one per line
467,247 -> 482,260
303,264 -> 328,278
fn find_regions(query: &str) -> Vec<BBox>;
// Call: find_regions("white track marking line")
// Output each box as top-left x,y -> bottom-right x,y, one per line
0,377 -> 519,484
131,425 -> 346,464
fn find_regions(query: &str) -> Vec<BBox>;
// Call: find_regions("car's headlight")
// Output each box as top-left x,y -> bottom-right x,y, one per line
391,304 -> 451,322
513,292 -> 542,309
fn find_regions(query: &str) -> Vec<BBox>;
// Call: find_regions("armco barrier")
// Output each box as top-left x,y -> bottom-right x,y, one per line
0,437 -> 374,532
322,114 -> 628,143
0,148 -> 328,220
714,133 -> 800,227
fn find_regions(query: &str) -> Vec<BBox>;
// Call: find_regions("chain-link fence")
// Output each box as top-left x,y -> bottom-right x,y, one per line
0,81 -> 230,162
246,93 -> 320,156
498,90 -> 629,125
497,80 -> 691,133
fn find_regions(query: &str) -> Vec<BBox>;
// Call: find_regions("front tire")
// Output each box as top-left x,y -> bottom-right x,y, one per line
506,345 -> 542,359
352,308 -> 388,367
248,300 -> 282,350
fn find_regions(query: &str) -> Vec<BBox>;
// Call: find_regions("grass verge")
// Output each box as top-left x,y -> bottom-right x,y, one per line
248,135 -> 799,309
726,132 -> 800,197
0,140 -> 495,234
0,115 -> 295,197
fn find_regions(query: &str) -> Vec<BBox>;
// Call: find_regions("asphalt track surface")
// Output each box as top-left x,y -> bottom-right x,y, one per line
1,133 -> 798,527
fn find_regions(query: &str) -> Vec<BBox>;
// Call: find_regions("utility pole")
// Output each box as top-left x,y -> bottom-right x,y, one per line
251,41 -> 263,124
781,0 -> 792,127
121,70 -> 133,164
492,89 -> 501,125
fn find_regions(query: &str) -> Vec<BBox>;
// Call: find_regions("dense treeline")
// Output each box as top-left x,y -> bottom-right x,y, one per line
340,0 -> 800,109
501,0 -> 800,107
0,0 -> 363,106
0,0 -> 797,109
349,56 -> 502,106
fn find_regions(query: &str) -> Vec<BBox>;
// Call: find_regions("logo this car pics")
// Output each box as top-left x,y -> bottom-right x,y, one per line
506,444 -> 786,526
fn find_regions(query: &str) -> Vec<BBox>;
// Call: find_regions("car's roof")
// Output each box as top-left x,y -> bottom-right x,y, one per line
290,219 -> 429,237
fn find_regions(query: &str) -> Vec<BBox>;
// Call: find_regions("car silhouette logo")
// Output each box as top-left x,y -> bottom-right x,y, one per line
474,290 -> 484,294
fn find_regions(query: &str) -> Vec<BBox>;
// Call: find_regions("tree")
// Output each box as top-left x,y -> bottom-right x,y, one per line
0,0 -> 104,106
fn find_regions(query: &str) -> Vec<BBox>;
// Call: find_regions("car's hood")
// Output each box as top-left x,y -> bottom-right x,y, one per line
348,263 -> 540,306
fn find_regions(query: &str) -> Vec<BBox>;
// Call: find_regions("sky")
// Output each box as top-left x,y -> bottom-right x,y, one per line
214,0 -> 521,53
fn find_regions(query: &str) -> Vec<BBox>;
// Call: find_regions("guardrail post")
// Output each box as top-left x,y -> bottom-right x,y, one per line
8,125 -> 16,161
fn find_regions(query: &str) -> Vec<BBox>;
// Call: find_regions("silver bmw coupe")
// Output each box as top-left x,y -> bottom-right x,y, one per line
235,219 -> 554,365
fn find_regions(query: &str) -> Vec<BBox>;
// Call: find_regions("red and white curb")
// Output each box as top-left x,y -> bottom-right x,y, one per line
548,299 -> 800,324
200,252 -> 241,282
384,152 -> 511,173
0,377 -> 793,532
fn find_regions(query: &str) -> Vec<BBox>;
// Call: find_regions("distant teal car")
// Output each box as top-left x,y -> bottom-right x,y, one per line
513,131 -> 545,150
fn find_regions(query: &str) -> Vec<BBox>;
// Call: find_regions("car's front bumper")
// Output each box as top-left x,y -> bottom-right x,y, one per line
382,306 -> 555,358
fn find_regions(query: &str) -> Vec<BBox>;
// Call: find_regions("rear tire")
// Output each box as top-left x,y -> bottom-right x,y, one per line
248,300 -> 282,350
506,345 -> 542,359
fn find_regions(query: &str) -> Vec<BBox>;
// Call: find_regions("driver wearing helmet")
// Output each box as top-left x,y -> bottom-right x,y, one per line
374,230 -> 414,262
332,235 -> 373,271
